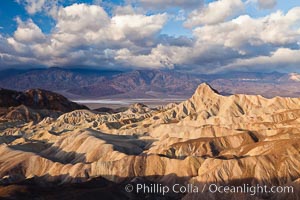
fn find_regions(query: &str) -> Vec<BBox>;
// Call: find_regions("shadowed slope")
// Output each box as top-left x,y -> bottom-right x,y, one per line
1,83 -> 300,199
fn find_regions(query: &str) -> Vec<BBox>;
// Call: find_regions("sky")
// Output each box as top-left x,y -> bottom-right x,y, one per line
0,0 -> 300,73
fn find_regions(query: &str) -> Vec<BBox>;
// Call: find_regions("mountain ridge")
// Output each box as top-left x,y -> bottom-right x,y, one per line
1,68 -> 300,98
0,88 -> 88,122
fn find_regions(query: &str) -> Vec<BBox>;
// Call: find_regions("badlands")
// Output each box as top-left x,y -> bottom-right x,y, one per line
0,83 -> 300,199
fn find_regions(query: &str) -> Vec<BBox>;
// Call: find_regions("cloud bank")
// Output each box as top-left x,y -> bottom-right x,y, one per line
0,0 -> 299,73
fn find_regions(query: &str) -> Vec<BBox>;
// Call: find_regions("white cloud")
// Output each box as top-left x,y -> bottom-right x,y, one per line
14,17 -> 45,43
216,48 -> 300,73
7,37 -> 28,53
47,3 -> 167,53
16,0 -> 61,17
191,8 -> 300,53
257,0 -> 277,9
113,5 -> 138,15
111,14 -> 167,40
185,0 -> 244,27
136,0 -> 203,9
123,7 -> 300,73
4,3 -> 168,67
174,9 -> 186,21
16,0 -> 46,14
55,4 -> 110,33
2,2 -> 300,73
115,47 -> 174,69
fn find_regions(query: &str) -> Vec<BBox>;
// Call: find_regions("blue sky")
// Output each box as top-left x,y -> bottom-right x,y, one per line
1,0 -> 296,36
0,0 -> 300,73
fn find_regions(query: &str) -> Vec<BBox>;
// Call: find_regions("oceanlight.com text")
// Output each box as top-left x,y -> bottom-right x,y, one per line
125,183 -> 294,196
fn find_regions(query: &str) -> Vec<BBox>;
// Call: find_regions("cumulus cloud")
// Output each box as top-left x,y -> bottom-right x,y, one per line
185,7 -> 300,72
114,47 -> 174,69
193,8 -> 300,50
2,2 -> 300,73
113,5 -> 138,15
216,48 -> 300,73
48,3 -> 167,52
3,3 -> 168,67
14,17 -> 45,43
55,4 -> 110,33
16,0 -> 46,14
119,7 -> 300,73
134,0 -> 203,9
257,0 -> 277,9
111,14 -> 167,40
16,0 -> 64,17
185,0 -> 245,27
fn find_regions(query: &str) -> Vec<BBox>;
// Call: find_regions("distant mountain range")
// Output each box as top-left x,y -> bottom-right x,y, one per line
0,67 -> 300,98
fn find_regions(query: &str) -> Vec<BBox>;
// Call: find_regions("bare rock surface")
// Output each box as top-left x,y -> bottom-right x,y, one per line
1,83 -> 300,199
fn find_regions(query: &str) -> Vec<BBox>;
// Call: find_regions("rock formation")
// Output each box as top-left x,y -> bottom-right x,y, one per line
0,88 -> 88,122
0,83 -> 300,199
